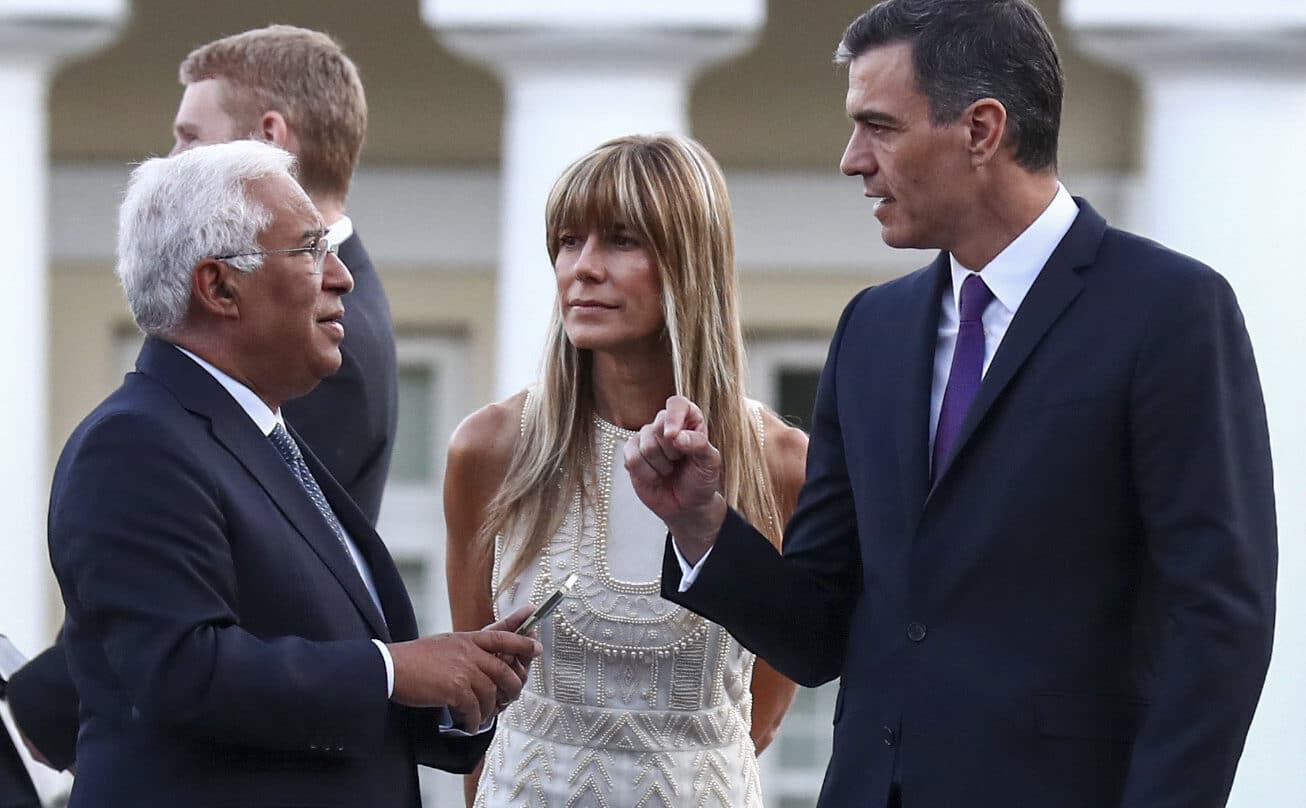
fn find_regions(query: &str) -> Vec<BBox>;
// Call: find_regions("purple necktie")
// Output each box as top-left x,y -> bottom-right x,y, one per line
933,273 -> 995,479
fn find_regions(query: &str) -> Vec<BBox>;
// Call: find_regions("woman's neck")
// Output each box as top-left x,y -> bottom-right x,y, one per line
589,348 -> 676,431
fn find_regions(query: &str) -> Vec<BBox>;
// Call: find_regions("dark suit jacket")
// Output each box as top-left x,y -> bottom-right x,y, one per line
5,644 -> 76,771
8,229 -> 401,772
283,229 -> 398,526
49,338 -> 486,808
0,730 -> 39,808
664,200 -> 1277,808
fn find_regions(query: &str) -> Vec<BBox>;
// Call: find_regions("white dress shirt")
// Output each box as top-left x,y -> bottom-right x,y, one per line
675,183 -> 1080,589
325,214 -> 353,249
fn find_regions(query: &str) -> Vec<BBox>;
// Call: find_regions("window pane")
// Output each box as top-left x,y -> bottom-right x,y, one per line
777,368 -> 822,432
776,683 -> 838,769
392,364 -> 435,482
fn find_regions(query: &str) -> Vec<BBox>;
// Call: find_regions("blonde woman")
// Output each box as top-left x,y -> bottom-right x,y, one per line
445,134 -> 807,807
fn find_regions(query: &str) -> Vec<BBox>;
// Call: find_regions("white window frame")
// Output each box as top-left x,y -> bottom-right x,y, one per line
746,336 -> 830,421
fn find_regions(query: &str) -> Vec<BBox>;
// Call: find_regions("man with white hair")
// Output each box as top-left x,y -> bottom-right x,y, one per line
8,26 -> 402,774
47,141 -> 539,808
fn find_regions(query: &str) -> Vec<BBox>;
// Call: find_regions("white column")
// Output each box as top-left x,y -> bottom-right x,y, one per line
1066,3 -> 1306,805
0,1 -> 124,657
425,1 -> 764,398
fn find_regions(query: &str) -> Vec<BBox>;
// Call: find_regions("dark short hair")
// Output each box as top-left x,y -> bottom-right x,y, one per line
836,0 -> 1063,172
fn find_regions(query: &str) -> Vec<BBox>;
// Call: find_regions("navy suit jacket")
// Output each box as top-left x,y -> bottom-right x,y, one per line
0,730 -> 39,808
49,339 -> 485,808
664,200 -> 1277,808
5,644 -> 76,771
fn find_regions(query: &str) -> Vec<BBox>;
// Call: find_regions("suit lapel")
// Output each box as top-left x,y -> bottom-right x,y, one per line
926,200 -> 1106,497
135,339 -> 392,639
896,256 -> 950,530
303,440 -> 418,642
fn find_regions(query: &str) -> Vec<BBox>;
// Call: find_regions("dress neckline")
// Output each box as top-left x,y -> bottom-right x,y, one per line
593,413 -> 638,439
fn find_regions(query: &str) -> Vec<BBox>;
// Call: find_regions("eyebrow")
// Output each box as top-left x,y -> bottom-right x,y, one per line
850,108 -> 900,126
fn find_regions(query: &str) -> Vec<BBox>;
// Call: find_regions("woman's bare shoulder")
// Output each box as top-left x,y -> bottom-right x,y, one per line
758,407 -> 809,499
446,389 -> 531,481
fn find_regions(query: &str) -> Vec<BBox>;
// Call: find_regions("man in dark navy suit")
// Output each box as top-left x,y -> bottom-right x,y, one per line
624,2 -> 1277,806
46,141 -> 539,808
9,25 -> 401,771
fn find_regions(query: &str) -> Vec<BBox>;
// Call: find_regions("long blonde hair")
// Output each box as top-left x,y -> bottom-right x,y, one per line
484,134 -> 782,586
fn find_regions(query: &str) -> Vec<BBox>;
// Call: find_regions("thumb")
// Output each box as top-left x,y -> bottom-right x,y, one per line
485,604 -> 534,633
473,629 -> 543,659
676,430 -> 722,484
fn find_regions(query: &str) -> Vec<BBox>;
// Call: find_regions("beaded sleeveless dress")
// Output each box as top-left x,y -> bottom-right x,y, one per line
474,405 -> 766,808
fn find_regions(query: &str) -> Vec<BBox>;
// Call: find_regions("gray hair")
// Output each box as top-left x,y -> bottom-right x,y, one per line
115,140 -> 298,336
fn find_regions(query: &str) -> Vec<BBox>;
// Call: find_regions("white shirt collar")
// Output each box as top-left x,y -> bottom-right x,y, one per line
326,214 -> 354,248
173,345 -> 282,437
948,182 -> 1078,315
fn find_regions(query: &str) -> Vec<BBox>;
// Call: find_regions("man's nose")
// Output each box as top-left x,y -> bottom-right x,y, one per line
322,251 -> 354,293
840,132 -> 871,177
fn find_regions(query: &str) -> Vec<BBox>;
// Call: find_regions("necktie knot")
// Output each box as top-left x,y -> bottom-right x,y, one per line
958,273 -> 995,324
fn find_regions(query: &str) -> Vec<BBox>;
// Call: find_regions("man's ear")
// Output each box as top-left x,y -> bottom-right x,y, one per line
964,98 -> 1008,167
258,110 -> 292,149
191,258 -> 242,319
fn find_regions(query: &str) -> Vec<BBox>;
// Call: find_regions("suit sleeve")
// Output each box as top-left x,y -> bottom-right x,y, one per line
663,289 -> 867,687
406,708 -> 495,773
49,412 -> 392,755
0,730 -> 40,808
6,641 -> 79,770
1119,270 -> 1277,807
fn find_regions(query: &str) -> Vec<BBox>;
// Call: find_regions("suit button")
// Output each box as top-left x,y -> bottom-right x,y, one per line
907,622 -> 927,642
881,725 -> 896,747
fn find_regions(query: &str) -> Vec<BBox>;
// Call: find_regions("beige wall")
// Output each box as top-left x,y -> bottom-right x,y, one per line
49,0 -> 1138,173
49,266 -> 134,454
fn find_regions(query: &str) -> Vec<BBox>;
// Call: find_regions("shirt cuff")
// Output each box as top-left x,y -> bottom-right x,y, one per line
672,538 -> 713,592
372,639 -> 394,698
439,713 -> 496,736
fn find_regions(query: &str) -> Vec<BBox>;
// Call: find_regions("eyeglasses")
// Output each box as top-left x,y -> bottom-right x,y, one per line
213,238 -> 339,272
